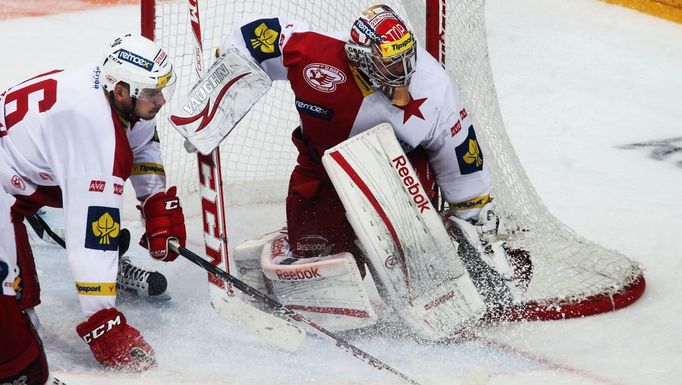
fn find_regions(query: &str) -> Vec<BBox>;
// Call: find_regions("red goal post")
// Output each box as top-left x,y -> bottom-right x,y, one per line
140,0 -> 645,322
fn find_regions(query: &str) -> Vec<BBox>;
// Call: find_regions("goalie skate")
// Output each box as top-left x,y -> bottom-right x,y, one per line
117,256 -> 171,301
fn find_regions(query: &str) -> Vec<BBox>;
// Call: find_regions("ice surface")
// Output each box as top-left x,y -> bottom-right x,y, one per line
1,1 -> 681,384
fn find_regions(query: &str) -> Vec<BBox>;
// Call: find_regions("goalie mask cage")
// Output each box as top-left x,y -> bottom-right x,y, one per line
141,0 -> 645,322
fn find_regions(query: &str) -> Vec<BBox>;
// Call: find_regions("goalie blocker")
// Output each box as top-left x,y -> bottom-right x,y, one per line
169,47 -> 272,155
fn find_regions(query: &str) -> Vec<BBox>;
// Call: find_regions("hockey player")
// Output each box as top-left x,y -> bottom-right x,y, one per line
0,33 -> 187,381
222,5 -> 528,338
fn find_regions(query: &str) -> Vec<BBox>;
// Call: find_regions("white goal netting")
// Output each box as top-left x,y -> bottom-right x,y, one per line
147,0 -> 644,321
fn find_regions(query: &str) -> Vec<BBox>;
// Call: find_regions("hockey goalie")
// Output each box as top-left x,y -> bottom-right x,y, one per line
188,5 -> 534,341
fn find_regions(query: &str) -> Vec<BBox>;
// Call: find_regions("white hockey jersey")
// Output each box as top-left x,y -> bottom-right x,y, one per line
223,17 -> 491,215
0,65 -> 166,316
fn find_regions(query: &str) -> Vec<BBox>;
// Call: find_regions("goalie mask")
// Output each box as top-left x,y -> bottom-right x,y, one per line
345,5 -> 417,106
101,34 -> 176,104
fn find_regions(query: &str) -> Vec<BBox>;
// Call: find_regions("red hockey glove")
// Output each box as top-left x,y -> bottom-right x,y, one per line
138,186 -> 186,262
76,308 -> 156,371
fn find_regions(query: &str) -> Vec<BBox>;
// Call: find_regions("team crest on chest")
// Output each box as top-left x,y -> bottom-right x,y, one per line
303,63 -> 347,93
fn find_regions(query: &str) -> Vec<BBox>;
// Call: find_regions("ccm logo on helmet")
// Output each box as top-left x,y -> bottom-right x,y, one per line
392,155 -> 431,213
117,49 -> 154,71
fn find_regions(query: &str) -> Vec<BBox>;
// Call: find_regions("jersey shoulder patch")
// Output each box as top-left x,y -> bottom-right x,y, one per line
241,18 -> 282,63
455,125 -> 484,175
84,206 -> 121,251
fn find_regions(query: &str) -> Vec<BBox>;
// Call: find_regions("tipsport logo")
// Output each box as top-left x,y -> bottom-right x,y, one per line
117,49 -> 154,71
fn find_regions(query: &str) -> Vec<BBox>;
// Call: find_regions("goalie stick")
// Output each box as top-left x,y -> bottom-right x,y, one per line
169,239 -> 429,385
167,0 -> 305,353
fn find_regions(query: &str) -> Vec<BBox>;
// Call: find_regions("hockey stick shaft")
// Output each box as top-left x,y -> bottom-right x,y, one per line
169,239 -> 423,385
27,214 -> 66,248
28,215 -> 303,351
28,214 -> 132,257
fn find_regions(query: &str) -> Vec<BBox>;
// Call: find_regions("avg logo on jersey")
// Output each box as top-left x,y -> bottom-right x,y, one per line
455,126 -> 484,174
242,18 -> 282,63
85,206 -> 121,251
117,49 -> 154,71
88,180 -> 106,192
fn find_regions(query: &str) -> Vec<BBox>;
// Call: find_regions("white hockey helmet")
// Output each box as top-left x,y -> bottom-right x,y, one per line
101,34 -> 176,102
345,5 -> 417,88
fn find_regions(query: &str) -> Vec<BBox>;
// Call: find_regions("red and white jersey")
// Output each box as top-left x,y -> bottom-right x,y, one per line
223,17 -> 491,216
0,65 -> 166,315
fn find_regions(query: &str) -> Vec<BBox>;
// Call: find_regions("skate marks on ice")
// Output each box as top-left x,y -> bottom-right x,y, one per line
618,137 -> 682,168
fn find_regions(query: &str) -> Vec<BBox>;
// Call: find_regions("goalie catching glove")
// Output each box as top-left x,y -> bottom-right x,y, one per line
76,308 -> 156,371
446,200 -> 533,306
138,186 -> 186,262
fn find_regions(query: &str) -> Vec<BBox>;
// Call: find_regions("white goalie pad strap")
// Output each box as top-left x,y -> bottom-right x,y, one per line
321,123 -> 486,339
261,234 -> 378,332
234,228 -> 285,295
169,47 -> 272,155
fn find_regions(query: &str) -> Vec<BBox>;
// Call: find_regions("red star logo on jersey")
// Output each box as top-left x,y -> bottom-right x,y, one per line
395,94 -> 427,124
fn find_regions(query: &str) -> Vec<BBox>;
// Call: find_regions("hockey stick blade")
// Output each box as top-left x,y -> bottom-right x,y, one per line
169,241 -> 305,352
168,239 -> 424,385
210,295 -> 304,352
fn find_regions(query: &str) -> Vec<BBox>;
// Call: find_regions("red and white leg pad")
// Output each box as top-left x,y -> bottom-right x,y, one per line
234,231 -> 378,332
322,123 -> 486,340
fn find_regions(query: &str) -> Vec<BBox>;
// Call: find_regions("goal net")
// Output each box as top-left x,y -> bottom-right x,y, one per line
143,0 -> 645,321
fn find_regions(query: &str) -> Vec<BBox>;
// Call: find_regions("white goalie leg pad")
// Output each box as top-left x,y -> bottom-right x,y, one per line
261,233 -> 378,332
321,123 -> 486,340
